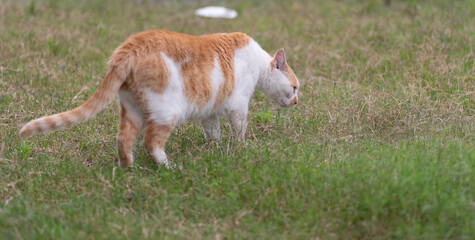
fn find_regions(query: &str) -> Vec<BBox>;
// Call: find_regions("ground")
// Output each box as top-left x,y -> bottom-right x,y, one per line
0,0 -> 474,239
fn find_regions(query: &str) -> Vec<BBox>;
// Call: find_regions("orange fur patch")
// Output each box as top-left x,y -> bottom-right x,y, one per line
44,116 -> 56,130
286,66 -> 298,87
133,55 -> 170,94
19,124 -> 33,137
70,109 -> 83,122
144,120 -> 174,152
58,113 -> 71,126
181,59 -> 214,108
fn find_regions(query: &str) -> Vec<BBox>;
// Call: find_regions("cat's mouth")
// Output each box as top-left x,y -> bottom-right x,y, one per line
279,99 -> 291,108
279,98 -> 298,108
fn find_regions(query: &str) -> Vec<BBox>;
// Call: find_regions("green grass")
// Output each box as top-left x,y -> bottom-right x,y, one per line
1,0 -> 474,239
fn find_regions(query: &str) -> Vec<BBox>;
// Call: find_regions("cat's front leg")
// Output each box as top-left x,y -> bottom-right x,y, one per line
228,109 -> 248,140
201,115 -> 221,141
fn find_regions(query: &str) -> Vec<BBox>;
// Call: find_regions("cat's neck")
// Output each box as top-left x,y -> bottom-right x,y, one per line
257,58 -> 273,92
250,42 -> 273,91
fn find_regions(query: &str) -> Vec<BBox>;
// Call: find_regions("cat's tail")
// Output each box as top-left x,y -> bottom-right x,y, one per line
20,65 -> 127,138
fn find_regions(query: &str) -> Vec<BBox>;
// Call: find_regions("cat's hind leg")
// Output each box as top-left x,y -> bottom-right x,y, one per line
201,115 -> 221,141
144,120 -> 176,169
117,103 -> 143,166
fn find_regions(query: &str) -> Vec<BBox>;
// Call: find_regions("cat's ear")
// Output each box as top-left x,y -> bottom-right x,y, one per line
273,48 -> 287,70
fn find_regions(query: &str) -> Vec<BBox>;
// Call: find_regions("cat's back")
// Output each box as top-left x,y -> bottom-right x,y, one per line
115,30 -> 252,61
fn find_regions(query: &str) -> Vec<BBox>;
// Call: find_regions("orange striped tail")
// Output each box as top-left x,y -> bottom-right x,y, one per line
20,67 -> 125,138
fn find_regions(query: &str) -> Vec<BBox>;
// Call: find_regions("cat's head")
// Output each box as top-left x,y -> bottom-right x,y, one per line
267,49 -> 299,108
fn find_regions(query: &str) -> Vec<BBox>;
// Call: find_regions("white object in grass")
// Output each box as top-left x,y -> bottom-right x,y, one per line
195,6 -> 238,19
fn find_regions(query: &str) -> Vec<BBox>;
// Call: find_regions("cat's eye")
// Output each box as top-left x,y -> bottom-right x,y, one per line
293,86 -> 297,94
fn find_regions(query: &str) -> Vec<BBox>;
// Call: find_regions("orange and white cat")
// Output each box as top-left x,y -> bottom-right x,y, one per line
20,30 -> 299,169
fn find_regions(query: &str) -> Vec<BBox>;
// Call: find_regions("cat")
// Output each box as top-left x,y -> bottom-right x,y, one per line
20,30 -> 300,169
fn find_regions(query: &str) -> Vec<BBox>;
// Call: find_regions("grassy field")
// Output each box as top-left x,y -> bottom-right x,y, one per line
1,0 -> 474,239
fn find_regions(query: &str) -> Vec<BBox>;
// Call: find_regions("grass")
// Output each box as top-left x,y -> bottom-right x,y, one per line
0,0 -> 474,239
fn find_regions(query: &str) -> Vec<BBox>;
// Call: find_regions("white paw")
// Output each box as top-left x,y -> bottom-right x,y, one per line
164,160 -> 175,169
152,149 -> 182,170
163,160 -> 183,170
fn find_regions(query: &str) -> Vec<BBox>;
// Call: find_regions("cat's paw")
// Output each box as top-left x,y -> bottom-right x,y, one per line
163,161 -> 183,170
